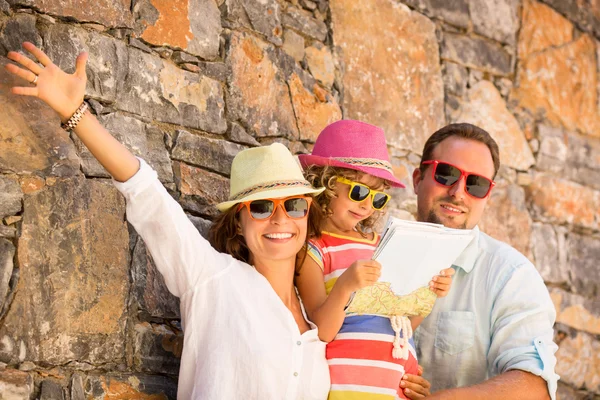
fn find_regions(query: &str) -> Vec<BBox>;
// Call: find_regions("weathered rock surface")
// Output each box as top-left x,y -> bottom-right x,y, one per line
331,0 -> 445,153
0,368 -> 32,399
135,0 -> 222,60
173,161 -> 229,217
0,178 -> 129,365
469,0 -> 520,45
133,322 -> 182,376
555,330 -> 600,393
567,233 -> 600,298
551,288 -> 600,336
519,0 -> 574,59
530,223 -> 568,284
455,80 -> 535,171
441,32 -> 513,76
0,176 -> 21,219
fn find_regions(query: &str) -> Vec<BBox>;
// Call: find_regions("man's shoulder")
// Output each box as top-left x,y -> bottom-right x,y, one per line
477,230 -> 533,270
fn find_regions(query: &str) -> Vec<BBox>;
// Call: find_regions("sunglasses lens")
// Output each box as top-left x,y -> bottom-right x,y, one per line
284,198 -> 309,218
434,163 -> 461,186
465,175 -> 492,198
349,184 -> 371,202
372,193 -> 390,210
248,200 -> 275,219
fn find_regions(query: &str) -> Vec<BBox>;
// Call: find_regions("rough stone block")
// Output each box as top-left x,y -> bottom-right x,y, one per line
401,0 -> 469,29
551,288 -> 600,336
0,238 -> 14,314
226,32 -> 299,139
304,43 -> 334,88
469,0 -> 519,45
173,161 -> 229,217
564,132 -> 600,191
171,130 -> 245,176
455,81 -> 535,171
0,368 -> 32,399
512,35 -> 599,138
441,32 -> 512,76
518,0 -> 574,59
0,57 -> 80,177
0,13 -> 41,55
288,73 -> 341,142
567,233 -> 600,298
282,6 -> 327,41
536,124 -> 568,173
227,122 -> 260,146
42,23 -> 128,104
530,223 -> 568,284
0,176 -> 21,219
442,61 -> 468,96
331,0 -> 445,153
133,322 -> 182,376
74,113 -> 173,184
282,29 -> 305,62
0,225 -> 16,238
7,0 -> 133,28
555,329 -> 600,393
0,178 -> 129,365
539,0 -> 600,39
131,235 -> 180,321
40,379 -> 65,400
116,47 -> 227,134
78,374 -> 177,399
478,183 -> 533,260
526,174 -> 600,231
241,0 -> 282,45
135,0 -> 221,60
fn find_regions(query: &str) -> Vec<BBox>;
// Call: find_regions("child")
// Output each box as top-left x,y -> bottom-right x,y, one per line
296,120 -> 454,400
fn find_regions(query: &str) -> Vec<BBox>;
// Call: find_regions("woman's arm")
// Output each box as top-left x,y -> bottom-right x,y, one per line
6,42 -> 139,181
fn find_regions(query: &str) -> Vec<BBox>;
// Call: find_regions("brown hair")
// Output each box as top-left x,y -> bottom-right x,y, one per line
420,123 -> 500,178
304,165 -> 389,237
208,200 -> 323,270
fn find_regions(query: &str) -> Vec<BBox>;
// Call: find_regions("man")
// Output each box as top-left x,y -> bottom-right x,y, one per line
410,123 -> 559,399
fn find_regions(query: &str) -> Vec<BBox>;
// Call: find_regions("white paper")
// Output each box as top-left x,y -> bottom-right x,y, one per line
373,217 -> 475,296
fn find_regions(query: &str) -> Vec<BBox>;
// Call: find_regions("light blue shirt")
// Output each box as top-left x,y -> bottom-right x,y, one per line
414,226 -> 559,398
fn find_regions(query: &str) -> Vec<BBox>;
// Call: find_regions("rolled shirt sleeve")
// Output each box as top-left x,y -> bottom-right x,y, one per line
112,158 -> 233,298
488,260 -> 560,399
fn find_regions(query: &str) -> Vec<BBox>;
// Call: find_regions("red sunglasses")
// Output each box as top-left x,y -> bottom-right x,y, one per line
422,160 -> 495,199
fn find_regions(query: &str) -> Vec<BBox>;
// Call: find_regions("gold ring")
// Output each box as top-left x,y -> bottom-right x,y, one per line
31,75 -> 38,85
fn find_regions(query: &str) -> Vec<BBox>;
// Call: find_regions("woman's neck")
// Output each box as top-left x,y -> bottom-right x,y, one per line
252,257 -> 297,306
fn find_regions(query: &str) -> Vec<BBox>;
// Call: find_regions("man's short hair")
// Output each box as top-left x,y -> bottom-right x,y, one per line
420,123 -> 501,179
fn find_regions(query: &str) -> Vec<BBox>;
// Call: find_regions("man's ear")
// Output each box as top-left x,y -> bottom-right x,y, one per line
412,167 -> 423,195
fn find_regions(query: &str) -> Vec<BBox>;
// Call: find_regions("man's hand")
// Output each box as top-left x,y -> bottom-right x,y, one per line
402,365 -> 431,399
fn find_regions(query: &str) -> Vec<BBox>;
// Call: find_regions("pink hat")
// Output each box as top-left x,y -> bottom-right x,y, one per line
298,120 -> 405,188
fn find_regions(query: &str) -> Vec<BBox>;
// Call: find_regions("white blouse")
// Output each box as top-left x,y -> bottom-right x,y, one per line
113,159 -> 330,399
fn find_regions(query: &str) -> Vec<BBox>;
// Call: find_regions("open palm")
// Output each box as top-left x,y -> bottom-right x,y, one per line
5,41 -> 88,121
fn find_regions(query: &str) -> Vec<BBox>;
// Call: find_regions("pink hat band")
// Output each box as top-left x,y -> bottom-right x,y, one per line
298,120 -> 405,188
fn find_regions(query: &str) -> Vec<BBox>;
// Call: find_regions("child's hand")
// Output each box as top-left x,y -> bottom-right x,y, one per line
338,259 -> 381,294
5,42 -> 88,122
429,267 -> 455,297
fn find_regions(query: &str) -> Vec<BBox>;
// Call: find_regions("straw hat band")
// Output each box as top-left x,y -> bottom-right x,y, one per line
331,157 -> 393,173
230,180 -> 313,201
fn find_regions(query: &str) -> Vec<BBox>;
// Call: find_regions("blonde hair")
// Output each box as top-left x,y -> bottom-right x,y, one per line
303,165 -> 390,237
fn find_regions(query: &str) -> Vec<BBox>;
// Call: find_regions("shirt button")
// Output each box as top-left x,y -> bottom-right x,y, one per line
293,372 -> 299,377
296,341 -> 302,346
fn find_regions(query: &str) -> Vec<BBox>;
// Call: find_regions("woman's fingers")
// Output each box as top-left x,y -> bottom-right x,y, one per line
7,51 -> 43,76
4,63 -> 38,85
23,41 -> 53,67
11,86 -> 38,97
75,52 -> 88,78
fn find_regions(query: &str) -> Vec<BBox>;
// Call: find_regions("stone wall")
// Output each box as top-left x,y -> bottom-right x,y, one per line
0,0 -> 598,398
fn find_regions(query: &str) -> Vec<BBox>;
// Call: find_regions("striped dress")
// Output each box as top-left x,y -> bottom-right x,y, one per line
306,232 -> 418,400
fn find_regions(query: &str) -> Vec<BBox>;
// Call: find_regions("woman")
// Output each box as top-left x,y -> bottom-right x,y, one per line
5,42 -> 432,399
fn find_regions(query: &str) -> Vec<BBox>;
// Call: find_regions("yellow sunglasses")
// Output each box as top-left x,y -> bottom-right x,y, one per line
336,177 -> 391,210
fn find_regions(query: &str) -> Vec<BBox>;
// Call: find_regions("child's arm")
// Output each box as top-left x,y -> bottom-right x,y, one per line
296,252 -> 381,342
410,267 -> 456,330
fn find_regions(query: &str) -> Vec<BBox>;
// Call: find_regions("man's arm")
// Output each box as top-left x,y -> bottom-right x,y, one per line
427,370 -> 550,400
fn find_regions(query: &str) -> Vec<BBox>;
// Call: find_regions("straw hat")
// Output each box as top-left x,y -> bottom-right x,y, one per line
217,143 -> 325,212
297,120 -> 405,188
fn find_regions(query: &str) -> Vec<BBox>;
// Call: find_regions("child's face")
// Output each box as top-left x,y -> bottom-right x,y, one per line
327,173 -> 387,232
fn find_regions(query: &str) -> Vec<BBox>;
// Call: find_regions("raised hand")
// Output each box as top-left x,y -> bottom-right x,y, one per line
5,41 -> 88,122
429,267 -> 455,297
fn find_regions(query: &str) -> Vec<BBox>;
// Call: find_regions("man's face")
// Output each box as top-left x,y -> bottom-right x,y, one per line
413,137 -> 496,229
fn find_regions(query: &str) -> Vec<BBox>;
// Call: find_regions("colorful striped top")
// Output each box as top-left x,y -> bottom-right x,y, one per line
307,232 -> 418,400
